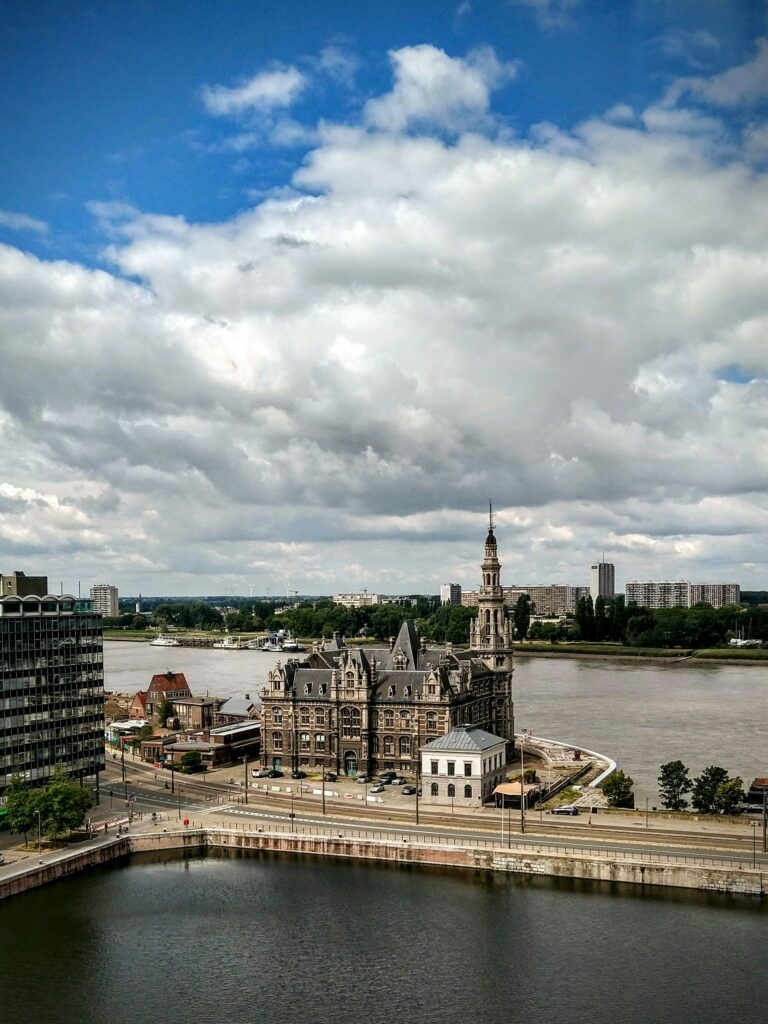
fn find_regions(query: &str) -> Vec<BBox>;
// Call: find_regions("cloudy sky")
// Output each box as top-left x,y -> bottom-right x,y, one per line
1,1 -> 767,597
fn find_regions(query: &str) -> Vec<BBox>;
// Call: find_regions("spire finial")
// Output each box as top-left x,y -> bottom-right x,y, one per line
489,499 -> 494,532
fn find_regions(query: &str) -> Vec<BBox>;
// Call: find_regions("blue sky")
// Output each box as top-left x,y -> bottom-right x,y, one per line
1,1 -> 767,595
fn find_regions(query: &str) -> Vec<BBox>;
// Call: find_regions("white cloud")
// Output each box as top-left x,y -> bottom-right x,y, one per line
0,209 -> 47,234
202,65 -> 307,117
364,45 -> 517,132
666,37 -> 768,109
2,42 -> 768,592
508,0 -> 582,30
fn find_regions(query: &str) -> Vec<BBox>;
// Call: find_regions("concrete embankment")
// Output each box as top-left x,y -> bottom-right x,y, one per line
2,827 -> 765,901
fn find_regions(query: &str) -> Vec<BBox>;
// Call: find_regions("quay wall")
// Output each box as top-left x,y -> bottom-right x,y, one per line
2,828 -> 765,901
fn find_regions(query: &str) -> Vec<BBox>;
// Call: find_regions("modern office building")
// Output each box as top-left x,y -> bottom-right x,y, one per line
440,583 -> 462,606
90,583 -> 119,619
461,583 -> 590,616
0,589 -> 105,795
590,562 -> 615,601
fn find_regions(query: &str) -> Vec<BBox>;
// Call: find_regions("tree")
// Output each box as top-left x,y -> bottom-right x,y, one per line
594,595 -> 607,641
180,751 -> 203,773
37,768 -> 92,842
658,760 -> 693,811
713,777 -> 745,815
513,594 -> 531,641
156,696 -> 174,726
602,769 -> 635,808
4,773 -> 40,845
691,765 -> 729,813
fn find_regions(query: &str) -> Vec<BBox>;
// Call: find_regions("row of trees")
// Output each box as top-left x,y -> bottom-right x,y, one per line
657,761 -> 746,814
4,769 -> 92,844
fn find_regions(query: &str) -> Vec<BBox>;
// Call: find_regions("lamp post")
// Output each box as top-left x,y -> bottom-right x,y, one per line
519,732 -> 525,835
645,796 -> 649,829
763,787 -> 767,854
290,788 -> 295,832
121,747 -> 127,800
752,821 -> 758,869
413,728 -> 421,827
243,753 -> 248,806
170,752 -> 175,795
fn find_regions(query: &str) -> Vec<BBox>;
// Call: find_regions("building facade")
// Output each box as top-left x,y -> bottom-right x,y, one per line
90,584 -> 119,619
687,583 -> 740,608
461,583 -> 590,616
440,583 -> 462,606
0,592 -> 105,794
261,521 -> 515,776
590,562 -> 615,601
420,725 -> 507,808
333,592 -> 383,608
1,571 -> 48,598
625,581 -> 740,610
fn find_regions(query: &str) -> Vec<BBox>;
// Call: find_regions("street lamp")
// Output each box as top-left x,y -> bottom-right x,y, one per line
413,729 -> 421,827
519,732 -> 526,835
751,822 -> 758,869
243,753 -> 248,806
170,753 -> 175,795
121,747 -> 127,800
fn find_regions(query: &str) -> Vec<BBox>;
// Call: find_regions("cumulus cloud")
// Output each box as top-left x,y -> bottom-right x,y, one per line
1,42 -> 768,593
666,37 -> 768,109
202,65 -> 307,116
364,45 -> 517,132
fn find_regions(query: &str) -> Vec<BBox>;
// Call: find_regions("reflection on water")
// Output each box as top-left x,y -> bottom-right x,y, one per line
105,641 -> 768,801
0,852 -> 765,1024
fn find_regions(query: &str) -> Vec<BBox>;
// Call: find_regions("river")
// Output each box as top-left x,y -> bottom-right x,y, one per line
0,852 -> 765,1024
104,641 -> 768,803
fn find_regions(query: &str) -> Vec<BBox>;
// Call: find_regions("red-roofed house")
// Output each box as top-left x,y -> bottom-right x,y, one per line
145,671 -> 192,722
129,691 -> 148,720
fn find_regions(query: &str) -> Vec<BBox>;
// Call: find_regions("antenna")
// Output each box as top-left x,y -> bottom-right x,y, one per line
489,499 -> 495,531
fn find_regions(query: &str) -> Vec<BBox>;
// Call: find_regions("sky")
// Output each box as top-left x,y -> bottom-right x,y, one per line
1,0 -> 767,598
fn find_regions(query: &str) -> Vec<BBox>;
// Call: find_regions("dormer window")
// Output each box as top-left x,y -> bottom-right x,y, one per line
388,685 -> 395,697
319,683 -> 327,695
304,683 -> 312,695
404,686 -> 411,697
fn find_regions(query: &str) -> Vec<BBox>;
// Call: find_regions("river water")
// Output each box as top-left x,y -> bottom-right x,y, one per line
104,641 -> 768,803
1,852 -> 765,1024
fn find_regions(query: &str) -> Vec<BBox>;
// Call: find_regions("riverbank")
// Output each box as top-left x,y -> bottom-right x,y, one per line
513,644 -> 768,666
2,823 -> 765,902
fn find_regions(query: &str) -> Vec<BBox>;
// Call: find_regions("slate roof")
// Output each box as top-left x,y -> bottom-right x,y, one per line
217,696 -> 257,718
422,725 -> 505,752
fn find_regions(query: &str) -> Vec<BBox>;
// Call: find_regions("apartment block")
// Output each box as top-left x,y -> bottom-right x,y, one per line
687,583 -> 741,608
590,562 -> 615,601
440,583 -> 462,606
90,583 -> 119,618
625,581 -> 690,609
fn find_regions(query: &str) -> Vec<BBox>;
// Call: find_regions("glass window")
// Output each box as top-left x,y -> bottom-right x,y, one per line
464,762 -> 472,777
384,735 -> 394,755
430,760 -> 438,775
315,734 -> 326,752
426,712 -> 438,732
464,784 -> 472,798
299,733 -> 311,751
430,783 -> 438,796
273,733 -> 283,751
447,784 -> 455,798
315,709 -> 325,725
341,706 -> 361,738
399,736 -> 411,756
273,707 -> 283,725
447,761 -> 455,776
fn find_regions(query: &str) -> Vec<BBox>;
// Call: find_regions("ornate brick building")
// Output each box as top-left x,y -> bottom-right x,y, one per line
260,516 -> 515,777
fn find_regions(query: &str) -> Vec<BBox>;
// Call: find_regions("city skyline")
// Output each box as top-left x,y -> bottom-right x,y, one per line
1,2 -> 767,595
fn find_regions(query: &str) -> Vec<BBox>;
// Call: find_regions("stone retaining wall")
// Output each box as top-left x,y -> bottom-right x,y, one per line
2,828 -> 765,901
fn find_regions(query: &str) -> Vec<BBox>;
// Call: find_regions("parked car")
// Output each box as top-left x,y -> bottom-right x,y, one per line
390,777 -> 407,786
370,784 -> 385,794
266,769 -> 284,779
402,786 -> 417,795
379,770 -> 397,781
291,770 -> 307,779
742,805 -> 764,814
551,805 -> 579,815
356,775 -> 370,784
252,768 -> 271,778
324,772 -> 337,782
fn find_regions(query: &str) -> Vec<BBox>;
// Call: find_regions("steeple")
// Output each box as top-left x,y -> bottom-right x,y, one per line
469,502 -> 513,668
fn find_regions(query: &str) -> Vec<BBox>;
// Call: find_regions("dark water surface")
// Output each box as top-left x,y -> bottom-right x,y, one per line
1,852 -> 766,1024
105,642 -> 768,801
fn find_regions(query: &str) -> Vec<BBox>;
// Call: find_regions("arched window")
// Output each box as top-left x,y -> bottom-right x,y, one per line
384,735 -> 394,755
384,710 -> 395,728
272,733 -> 283,751
315,734 -> 326,752
345,671 -> 355,686
447,784 -> 455,798
426,712 -> 438,732
341,706 -> 361,738
371,735 -> 380,753
464,784 -> 472,799
388,685 -> 396,697
399,736 -> 411,756
273,707 -> 283,724
315,708 -> 325,725
430,783 -> 438,796
300,708 -> 310,724
300,733 -> 311,751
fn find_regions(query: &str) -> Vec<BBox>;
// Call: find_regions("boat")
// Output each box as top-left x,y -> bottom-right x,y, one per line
150,635 -> 181,647
260,641 -> 283,652
280,638 -> 305,653
213,636 -> 245,650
